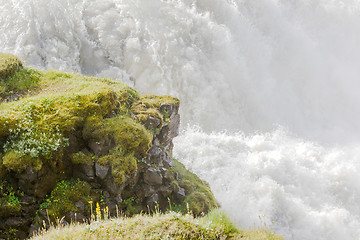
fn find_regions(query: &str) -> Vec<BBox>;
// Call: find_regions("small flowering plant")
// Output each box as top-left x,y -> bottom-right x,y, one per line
3,103 -> 69,160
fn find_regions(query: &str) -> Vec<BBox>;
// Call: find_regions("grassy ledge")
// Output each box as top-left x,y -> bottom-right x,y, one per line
31,209 -> 284,240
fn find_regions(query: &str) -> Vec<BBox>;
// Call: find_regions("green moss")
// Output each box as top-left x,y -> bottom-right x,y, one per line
83,115 -> 152,158
132,95 -> 180,131
133,95 -> 180,110
2,150 -> 42,172
0,182 -> 22,217
98,147 -> 138,184
40,179 -> 92,220
71,152 -> 94,165
3,116 -> 69,156
0,110 -> 18,139
82,116 -> 103,140
184,192 -> 214,216
170,159 -> 218,216
0,69 -> 139,134
0,67 -> 40,101
0,53 -> 22,79
135,109 -> 163,126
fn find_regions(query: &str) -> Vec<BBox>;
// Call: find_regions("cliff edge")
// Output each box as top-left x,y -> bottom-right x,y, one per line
0,53 -> 217,239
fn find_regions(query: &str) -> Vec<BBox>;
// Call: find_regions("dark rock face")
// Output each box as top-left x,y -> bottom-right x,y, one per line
75,163 -> 95,181
144,116 -> 161,129
89,104 -> 182,215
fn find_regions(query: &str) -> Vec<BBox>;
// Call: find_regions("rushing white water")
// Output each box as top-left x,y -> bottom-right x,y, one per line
2,0 -> 360,239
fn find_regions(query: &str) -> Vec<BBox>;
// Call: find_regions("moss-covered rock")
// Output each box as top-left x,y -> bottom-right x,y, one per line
97,147 -> 138,185
132,95 -> 180,134
71,152 -> 94,165
0,53 -> 22,80
0,53 -> 219,239
83,115 -> 152,158
168,160 -> 218,215
2,150 -> 42,172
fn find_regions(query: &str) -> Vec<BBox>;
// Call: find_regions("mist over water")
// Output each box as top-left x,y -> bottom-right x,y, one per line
174,127 -> 360,239
2,0 -> 360,239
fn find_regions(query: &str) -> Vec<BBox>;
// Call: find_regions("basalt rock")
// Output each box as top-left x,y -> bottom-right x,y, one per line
0,53 -> 218,239
144,167 -> 163,186
95,162 -> 110,180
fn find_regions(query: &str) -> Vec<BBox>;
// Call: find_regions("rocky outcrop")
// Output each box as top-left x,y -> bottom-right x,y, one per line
0,53 -> 217,239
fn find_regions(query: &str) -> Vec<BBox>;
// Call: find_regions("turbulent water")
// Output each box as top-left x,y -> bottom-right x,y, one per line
2,0 -> 360,239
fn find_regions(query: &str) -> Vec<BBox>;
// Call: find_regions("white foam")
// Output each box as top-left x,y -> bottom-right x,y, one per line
174,127 -> 360,239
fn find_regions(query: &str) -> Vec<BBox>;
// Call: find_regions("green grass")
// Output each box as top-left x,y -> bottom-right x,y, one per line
0,67 -> 40,100
31,209 -> 284,240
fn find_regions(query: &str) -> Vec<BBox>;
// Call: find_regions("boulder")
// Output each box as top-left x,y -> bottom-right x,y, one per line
95,162 -> 109,180
144,167 -> 163,186
145,115 -> 161,129
147,146 -> 164,164
175,188 -> 186,201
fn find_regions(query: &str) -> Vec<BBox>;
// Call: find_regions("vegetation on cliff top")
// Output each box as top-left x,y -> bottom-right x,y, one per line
0,53 -> 173,174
